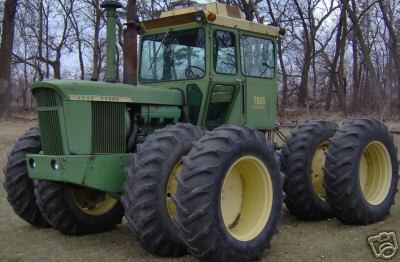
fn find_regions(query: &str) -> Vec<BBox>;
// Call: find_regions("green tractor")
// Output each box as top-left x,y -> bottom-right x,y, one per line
3,2 -> 398,261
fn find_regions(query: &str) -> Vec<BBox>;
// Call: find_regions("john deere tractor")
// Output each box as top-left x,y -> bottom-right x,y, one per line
3,2 -> 398,261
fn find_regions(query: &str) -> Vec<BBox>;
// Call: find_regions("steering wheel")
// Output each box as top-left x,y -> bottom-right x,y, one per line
185,66 -> 205,79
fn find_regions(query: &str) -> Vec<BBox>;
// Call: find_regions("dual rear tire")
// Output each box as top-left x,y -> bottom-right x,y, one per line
282,118 -> 398,225
324,118 -> 398,224
122,124 -> 283,262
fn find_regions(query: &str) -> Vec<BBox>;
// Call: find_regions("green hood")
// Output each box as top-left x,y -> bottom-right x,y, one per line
30,80 -> 183,106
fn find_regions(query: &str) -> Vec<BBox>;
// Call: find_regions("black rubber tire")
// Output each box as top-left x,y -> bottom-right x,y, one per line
3,127 -> 49,227
35,182 -> 124,235
121,123 -> 204,257
281,120 -> 337,220
323,118 -> 399,225
174,125 -> 283,262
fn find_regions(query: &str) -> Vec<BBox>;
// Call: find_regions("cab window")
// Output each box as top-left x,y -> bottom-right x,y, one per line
214,30 -> 237,75
140,28 -> 206,83
240,35 -> 275,78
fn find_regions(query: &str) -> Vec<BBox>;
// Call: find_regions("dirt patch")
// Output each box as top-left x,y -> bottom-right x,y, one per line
0,119 -> 399,261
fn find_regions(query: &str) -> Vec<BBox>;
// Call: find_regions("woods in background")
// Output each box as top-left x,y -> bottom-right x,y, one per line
0,0 -> 399,117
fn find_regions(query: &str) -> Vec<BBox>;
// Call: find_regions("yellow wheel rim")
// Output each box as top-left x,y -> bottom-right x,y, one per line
311,141 -> 329,200
72,187 -> 118,216
220,156 -> 273,242
359,141 -> 392,205
166,160 -> 183,221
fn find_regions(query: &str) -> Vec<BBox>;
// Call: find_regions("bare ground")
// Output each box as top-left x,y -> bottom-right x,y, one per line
0,117 -> 399,262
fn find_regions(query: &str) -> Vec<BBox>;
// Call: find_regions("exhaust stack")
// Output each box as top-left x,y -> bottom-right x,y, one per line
123,1 -> 138,85
101,1 -> 122,83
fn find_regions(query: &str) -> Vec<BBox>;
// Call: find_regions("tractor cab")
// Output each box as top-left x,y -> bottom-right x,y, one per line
138,3 -> 282,130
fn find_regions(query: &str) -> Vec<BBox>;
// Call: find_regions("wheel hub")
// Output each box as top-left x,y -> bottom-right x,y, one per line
166,161 -> 183,221
359,141 -> 392,205
72,187 -> 118,216
220,156 -> 273,241
311,142 -> 329,200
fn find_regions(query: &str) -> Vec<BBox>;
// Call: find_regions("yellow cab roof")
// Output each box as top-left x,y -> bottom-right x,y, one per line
141,3 -> 280,37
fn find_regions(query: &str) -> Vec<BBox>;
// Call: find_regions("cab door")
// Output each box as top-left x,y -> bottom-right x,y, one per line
202,26 -> 244,129
239,33 -> 277,130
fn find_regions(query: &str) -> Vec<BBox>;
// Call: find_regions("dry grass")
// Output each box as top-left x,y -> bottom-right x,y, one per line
1,118 -> 399,262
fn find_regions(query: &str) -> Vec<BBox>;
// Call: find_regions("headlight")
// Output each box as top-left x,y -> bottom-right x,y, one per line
51,159 -> 60,171
29,158 -> 36,169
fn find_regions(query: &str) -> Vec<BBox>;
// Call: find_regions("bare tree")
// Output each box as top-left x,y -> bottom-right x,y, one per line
60,0 -> 85,79
342,0 -> 387,116
378,0 -> 400,111
0,0 -> 18,115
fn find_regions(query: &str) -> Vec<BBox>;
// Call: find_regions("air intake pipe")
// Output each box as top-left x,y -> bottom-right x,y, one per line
101,1 -> 122,83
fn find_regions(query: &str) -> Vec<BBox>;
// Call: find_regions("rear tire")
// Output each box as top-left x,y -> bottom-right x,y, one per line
174,125 -> 282,262
35,182 -> 124,235
281,120 -> 337,220
3,127 -> 49,227
121,123 -> 204,257
324,118 -> 398,224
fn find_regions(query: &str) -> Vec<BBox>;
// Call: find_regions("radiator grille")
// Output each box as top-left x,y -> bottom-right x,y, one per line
33,88 -> 57,107
92,102 -> 126,153
37,110 -> 64,155
33,88 -> 64,155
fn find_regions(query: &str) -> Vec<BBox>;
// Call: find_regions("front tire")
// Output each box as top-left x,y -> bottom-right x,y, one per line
3,127 -> 48,227
174,125 -> 282,262
121,123 -> 204,257
324,118 -> 398,224
35,182 -> 124,235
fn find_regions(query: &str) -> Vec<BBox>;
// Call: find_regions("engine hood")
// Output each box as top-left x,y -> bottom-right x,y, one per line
30,80 -> 183,106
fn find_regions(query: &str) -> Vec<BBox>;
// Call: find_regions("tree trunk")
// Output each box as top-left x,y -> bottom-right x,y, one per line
45,4 -> 50,79
325,9 -> 344,111
264,0 -> 289,108
377,0 -> 400,112
0,0 -> 18,115
298,44 -> 311,107
38,0 -> 44,80
337,7 -> 348,115
293,0 -> 312,107
342,0 -> 387,117
77,36 -> 85,80
53,50 -> 62,79
351,33 -> 360,112
67,0 -> 85,80
279,38 -> 289,107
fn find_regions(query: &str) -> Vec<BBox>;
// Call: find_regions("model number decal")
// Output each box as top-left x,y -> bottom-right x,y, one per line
253,96 -> 266,109
69,95 -> 132,103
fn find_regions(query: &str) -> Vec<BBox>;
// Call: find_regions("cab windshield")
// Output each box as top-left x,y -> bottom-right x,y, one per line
140,28 -> 206,83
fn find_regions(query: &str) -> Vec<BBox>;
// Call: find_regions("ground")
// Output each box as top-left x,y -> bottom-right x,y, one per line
0,116 -> 399,261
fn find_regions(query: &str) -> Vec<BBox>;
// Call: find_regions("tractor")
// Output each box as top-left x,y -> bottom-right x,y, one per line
3,2 -> 398,261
